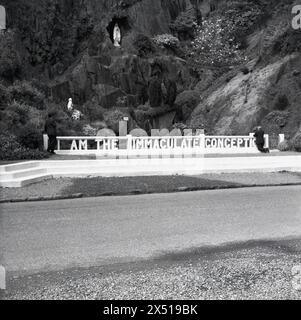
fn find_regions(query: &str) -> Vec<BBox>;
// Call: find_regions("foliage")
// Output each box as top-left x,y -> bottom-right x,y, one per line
292,133 -> 301,152
8,80 -> 46,110
278,140 -> 291,152
18,124 -> 44,150
82,124 -> 98,136
274,95 -> 289,111
273,29 -> 301,55
82,100 -> 104,122
153,34 -> 180,50
0,31 -> 21,81
0,101 -> 43,131
104,108 -> 129,133
133,34 -> 156,57
170,11 -> 198,40
51,108 -> 86,136
0,101 -> 45,149
221,0 -> 267,44
262,111 -> 289,129
190,17 -> 247,67
0,132 -> 49,160
175,90 -> 200,121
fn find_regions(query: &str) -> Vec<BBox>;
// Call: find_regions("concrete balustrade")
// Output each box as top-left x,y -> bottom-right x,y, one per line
51,134 -> 272,158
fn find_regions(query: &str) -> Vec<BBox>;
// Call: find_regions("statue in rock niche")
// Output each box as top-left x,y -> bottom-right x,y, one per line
67,98 -> 73,111
113,23 -> 121,47
0,6 -> 6,30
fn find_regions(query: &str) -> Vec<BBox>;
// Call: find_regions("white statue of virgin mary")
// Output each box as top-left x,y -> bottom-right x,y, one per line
67,98 -> 73,111
113,23 -> 121,47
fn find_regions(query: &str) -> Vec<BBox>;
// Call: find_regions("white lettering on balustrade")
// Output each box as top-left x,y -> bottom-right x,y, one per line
71,139 -> 88,151
64,136 -> 258,152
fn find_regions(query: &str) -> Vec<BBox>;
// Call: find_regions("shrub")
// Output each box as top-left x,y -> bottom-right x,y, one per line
82,100 -> 104,122
292,133 -> 301,152
104,108 -> 130,133
0,101 -> 43,131
82,124 -> 98,136
8,81 -> 46,110
274,95 -> 289,111
170,11 -> 198,40
221,0 -> 267,43
278,140 -> 291,152
17,124 -> 44,150
0,132 -> 49,160
153,34 -> 180,50
175,90 -> 200,121
133,34 -> 155,57
190,17 -> 247,67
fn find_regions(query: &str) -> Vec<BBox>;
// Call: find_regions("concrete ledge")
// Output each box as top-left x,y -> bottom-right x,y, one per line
1,155 -> 301,188
0,193 -> 83,204
1,183 -> 301,203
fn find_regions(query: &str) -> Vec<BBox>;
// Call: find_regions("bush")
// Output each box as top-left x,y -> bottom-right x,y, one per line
18,124 -> 44,150
0,132 -> 49,160
190,17 -> 247,67
82,124 -> 98,136
221,0 -> 267,44
153,34 -> 180,50
278,140 -> 291,152
170,11 -> 198,40
104,108 -> 130,134
274,95 -> 289,111
292,133 -> 301,152
175,90 -> 200,121
8,81 -> 46,110
133,34 -> 156,57
82,100 -> 104,122
0,101 -> 43,132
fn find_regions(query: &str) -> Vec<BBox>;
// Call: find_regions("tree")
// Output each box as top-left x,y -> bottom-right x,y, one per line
190,17 -> 247,67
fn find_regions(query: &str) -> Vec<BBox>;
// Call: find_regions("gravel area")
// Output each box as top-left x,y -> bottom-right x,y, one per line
201,172 -> 301,185
1,172 -> 301,201
0,178 -> 73,201
3,239 -> 301,300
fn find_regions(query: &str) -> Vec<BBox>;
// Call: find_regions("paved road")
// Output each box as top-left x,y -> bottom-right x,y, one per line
1,186 -> 301,276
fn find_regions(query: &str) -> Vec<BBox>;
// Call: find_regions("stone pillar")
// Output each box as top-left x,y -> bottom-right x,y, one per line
0,265 -> 5,290
43,134 -> 49,151
0,6 -> 6,30
119,120 -> 128,149
264,134 -> 269,149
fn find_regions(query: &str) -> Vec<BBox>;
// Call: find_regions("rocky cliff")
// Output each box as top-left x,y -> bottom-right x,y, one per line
1,0 -> 301,146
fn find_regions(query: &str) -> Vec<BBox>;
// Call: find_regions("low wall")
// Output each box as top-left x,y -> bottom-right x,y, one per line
42,133 -> 276,158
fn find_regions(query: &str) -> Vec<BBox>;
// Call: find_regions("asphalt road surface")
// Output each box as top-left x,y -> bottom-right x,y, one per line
1,186 -> 301,276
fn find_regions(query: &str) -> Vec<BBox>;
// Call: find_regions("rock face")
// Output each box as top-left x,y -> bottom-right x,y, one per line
1,0 -> 206,133
1,0 -> 300,140
2,0 -> 200,78
190,54 -> 301,142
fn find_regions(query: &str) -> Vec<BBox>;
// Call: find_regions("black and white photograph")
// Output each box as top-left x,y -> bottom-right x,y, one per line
0,0 -> 301,305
